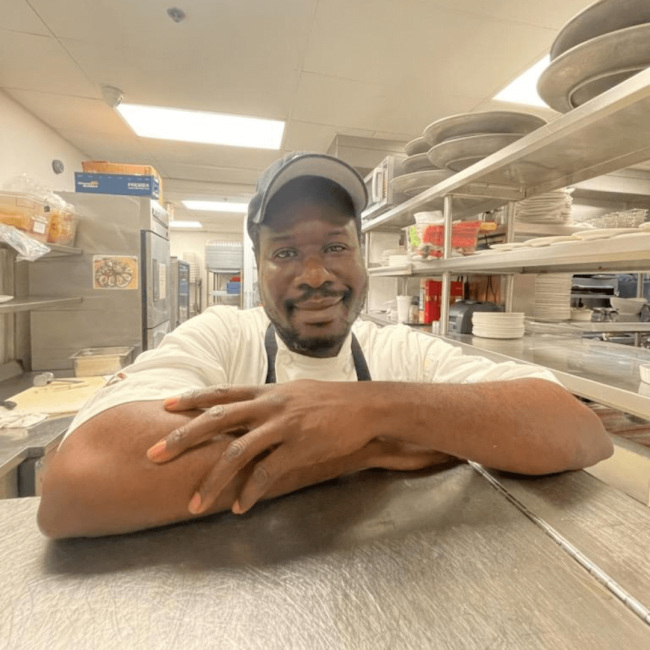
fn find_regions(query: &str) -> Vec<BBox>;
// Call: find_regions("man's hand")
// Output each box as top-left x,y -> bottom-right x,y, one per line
147,380 -> 378,516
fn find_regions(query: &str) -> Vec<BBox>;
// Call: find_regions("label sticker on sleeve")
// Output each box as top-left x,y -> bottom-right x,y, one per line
93,255 -> 139,290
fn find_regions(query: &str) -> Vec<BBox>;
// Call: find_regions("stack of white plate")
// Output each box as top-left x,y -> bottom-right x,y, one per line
205,241 -> 243,270
472,312 -> 525,339
515,189 -> 573,223
533,274 -> 573,322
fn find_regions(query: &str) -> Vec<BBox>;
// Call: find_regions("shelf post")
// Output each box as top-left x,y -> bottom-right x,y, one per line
439,195 -> 453,335
503,200 -> 517,312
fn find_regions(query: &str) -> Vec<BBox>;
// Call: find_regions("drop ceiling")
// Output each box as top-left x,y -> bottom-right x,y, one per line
1,0 -> 599,230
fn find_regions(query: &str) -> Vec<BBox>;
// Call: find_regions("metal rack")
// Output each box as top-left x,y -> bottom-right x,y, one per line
206,268 -> 242,308
362,68 -> 650,422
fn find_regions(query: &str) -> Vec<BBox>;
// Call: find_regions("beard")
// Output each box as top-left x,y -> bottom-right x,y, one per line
262,283 -> 367,358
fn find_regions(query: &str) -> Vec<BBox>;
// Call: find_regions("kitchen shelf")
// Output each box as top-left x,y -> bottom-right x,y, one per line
525,320 -> 650,334
368,236 -> 650,276
363,68 -> 650,234
0,296 -> 83,314
360,314 -> 650,420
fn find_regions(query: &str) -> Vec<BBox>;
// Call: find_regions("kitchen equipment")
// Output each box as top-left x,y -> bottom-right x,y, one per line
170,257 -> 191,329
404,137 -> 429,156
401,153 -> 439,174
28,194 -> 171,370
427,133 -> 524,172
70,347 -> 134,377
538,24 -> 650,113
361,156 -> 407,222
423,111 -> 547,147
448,301 -> 503,334
550,0 -> 650,60
391,169 -> 454,198
33,372 -> 85,387
7,377 -> 107,415
610,296 -> 647,315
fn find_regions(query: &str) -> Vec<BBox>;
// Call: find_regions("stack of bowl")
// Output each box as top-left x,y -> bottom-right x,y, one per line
538,0 -> 650,112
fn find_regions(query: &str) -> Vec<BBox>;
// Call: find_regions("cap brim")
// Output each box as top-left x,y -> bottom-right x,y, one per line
254,154 -> 367,225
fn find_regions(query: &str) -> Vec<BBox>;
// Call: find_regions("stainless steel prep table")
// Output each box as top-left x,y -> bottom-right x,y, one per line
1,464 -> 649,649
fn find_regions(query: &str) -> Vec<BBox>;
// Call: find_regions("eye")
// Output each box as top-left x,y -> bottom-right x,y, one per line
273,249 -> 297,260
325,243 -> 348,253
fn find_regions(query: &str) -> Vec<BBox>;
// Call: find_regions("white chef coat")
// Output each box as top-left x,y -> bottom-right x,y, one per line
63,305 -> 559,441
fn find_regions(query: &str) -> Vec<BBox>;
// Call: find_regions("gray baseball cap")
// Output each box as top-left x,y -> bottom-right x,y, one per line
247,152 -> 368,236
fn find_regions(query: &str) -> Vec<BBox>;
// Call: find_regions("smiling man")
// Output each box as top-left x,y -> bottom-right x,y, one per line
38,153 -> 612,538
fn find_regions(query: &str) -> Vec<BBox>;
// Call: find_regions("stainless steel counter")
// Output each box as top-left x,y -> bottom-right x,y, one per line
1,465 -> 649,649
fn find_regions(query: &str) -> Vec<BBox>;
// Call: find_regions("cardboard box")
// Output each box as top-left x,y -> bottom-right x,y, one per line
75,172 -> 161,201
80,162 -> 163,203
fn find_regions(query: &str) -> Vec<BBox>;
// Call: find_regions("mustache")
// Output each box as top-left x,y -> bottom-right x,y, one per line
289,287 -> 348,307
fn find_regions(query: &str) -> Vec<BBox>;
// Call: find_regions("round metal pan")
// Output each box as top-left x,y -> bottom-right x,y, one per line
390,169 -> 454,197
404,137 -> 429,156
427,133 -> 524,172
538,24 -> 650,113
401,153 -> 440,174
423,111 -> 546,147
551,0 -> 650,61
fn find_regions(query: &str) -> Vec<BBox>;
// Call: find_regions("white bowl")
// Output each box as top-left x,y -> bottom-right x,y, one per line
640,364 -> 650,384
610,296 -> 647,314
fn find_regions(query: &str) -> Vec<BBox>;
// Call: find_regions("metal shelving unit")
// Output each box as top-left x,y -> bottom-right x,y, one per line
0,296 -> 83,314
362,68 -> 650,423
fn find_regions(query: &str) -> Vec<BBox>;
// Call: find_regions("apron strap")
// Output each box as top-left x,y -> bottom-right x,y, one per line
264,324 -> 372,384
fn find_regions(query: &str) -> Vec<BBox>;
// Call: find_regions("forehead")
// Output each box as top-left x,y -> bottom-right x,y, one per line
260,199 -> 357,243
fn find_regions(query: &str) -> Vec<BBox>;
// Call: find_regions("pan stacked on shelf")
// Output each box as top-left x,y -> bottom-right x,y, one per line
538,0 -> 650,112
394,111 -> 547,202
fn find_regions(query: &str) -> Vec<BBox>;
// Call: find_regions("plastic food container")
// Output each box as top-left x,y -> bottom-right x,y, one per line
47,208 -> 79,246
70,346 -> 134,376
406,220 -> 482,259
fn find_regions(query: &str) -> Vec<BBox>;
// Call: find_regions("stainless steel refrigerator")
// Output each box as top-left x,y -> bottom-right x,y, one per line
28,194 -> 171,371
170,257 -> 191,329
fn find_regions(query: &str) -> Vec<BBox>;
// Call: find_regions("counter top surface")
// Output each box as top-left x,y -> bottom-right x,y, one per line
1,465 -> 649,649
0,415 -> 72,476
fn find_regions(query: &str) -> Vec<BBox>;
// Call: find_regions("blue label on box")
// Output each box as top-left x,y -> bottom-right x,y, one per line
75,173 -> 160,199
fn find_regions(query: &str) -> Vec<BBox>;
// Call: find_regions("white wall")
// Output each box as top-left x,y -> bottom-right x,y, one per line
170,229 -> 244,311
0,90 -> 86,191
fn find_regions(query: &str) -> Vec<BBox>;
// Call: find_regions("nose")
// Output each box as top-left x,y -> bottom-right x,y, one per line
294,254 -> 335,289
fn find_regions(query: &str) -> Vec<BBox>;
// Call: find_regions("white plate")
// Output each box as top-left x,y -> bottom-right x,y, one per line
572,227 -> 641,240
525,235 -> 575,247
539,24 -> 650,113
611,231 -> 650,241
489,242 -> 526,251
391,170 -> 455,197
0,296 -> 13,303
401,153 -> 439,175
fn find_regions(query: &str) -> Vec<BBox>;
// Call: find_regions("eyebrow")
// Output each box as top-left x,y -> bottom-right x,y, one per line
267,229 -> 350,243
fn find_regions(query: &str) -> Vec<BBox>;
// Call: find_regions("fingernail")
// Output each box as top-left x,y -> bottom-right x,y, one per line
164,397 -> 179,409
146,441 -> 166,461
189,492 -> 202,514
232,500 -> 242,515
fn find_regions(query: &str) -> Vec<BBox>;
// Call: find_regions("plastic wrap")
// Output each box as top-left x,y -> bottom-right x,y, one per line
0,224 -> 50,261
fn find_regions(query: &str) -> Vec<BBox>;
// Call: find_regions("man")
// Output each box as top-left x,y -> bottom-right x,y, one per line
38,153 -> 612,539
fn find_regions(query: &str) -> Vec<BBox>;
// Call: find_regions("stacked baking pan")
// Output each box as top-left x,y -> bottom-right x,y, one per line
395,111 -> 547,199
538,0 -> 650,112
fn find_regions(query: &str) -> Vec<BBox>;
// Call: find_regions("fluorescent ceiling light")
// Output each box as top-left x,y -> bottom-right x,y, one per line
117,104 -> 285,149
169,220 -> 203,229
183,200 -> 248,213
494,56 -> 550,108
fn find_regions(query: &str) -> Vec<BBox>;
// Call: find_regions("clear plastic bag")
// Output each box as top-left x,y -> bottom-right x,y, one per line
0,224 -> 50,261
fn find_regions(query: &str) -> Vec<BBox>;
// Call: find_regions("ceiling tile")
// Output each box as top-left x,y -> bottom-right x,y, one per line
162,163 -> 261,188
2,0 -> 49,35
30,0 -> 316,60
293,72 -> 479,135
424,0 -> 597,30
6,89 -> 134,135
62,38 -> 298,119
0,30 -> 97,96
57,129 -> 156,165
142,141 -> 281,171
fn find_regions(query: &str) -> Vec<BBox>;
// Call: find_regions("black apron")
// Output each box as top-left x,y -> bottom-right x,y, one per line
264,324 -> 372,384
